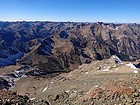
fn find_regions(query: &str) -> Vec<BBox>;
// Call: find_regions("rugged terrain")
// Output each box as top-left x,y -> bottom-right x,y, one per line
0,57 -> 140,105
1,21 -> 140,72
0,21 -> 140,104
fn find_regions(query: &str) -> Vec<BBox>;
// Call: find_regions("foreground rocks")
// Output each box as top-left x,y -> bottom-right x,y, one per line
0,56 -> 140,104
1,77 -> 140,105
0,90 -> 50,105
78,78 -> 140,105
46,77 -> 140,105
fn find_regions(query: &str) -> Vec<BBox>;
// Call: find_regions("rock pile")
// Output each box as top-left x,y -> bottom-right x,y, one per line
0,90 -> 50,105
79,78 -> 140,105
45,77 -> 140,105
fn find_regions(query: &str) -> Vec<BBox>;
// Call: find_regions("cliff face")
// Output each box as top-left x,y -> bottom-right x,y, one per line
0,21 -> 140,73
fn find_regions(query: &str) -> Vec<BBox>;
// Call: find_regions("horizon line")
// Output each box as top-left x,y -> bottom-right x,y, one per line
0,20 -> 140,24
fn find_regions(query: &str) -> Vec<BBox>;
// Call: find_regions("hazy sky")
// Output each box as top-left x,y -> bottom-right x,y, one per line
0,0 -> 140,23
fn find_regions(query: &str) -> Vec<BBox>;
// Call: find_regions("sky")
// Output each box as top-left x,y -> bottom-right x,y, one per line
0,0 -> 140,23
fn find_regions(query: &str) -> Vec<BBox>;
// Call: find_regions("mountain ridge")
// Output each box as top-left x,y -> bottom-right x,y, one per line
0,21 -> 140,74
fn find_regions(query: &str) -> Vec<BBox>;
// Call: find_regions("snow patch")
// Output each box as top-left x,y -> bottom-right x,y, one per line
42,87 -> 48,92
112,55 -> 122,64
134,70 -> 138,74
126,63 -> 137,69
102,69 -> 110,72
115,26 -> 118,30
94,85 -> 100,88
30,98 -> 36,100
85,72 -> 89,74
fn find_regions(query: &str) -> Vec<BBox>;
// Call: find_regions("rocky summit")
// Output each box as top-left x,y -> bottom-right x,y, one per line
0,21 -> 140,105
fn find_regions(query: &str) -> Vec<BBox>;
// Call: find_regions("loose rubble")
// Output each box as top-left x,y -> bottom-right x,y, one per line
0,90 -> 50,105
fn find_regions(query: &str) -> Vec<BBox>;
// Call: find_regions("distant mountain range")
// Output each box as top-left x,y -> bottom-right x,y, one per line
0,21 -> 140,74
